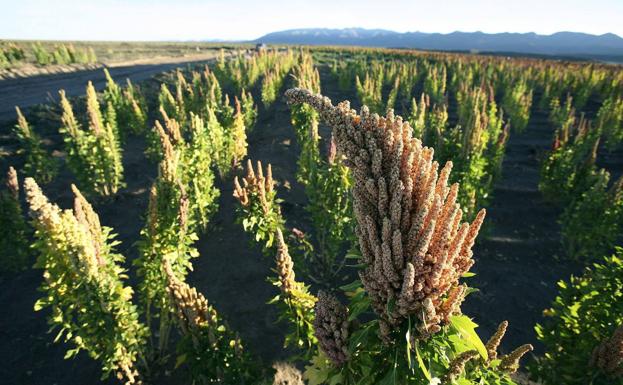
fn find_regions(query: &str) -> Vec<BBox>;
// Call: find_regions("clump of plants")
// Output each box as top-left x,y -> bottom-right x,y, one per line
539,115 -> 600,206
31,42 -> 97,66
164,261 -> 260,384
233,161 -> 317,356
284,88 -> 532,385
103,69 -> 148,137
135,125 -> 199,361
0,42 -> 25,68
502,78 -> 533,133
530,248 -> 623,385
260,50 -> 296,108
0,167 -> 30,273
596,94 -> 623,151
26,178 -> 147,384
289,52 -> 354,282
58,84 -> 124,197
560,171 -> 623,259
14,106 -> 58,184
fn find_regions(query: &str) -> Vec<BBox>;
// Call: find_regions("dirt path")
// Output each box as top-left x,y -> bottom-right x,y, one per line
0,53 -> 223,122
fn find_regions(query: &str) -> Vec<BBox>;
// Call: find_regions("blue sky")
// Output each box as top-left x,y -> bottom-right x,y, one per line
1,0 -> 621,41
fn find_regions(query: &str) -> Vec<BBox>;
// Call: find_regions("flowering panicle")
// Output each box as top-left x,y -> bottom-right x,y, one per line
498,344 -> 534,374
442,350 -> 479,384
275,228 -> 296,295
233,159 -> 275,215
313,291 -> 350,367
6,166 -> 19,200
591,324 -> 623,377
286,88 -> 486,340
485,320 -> 508,361
164,260 -> 218,336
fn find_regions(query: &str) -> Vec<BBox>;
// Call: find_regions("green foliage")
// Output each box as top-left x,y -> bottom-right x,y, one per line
596,94 -> 623,151
240,89 -> 258,131
531,250 -> 623,385
560,171 -> 623,260
261,51 -> 296,108
305,281 -> 521,385
355,72 -> 384,114
58,85 -> 124,197
183,113 -> 221,230
0,42 -> 25,68
539,116 -> 600,207
135,129 -> 199,359
164,264 -> 261,384
32,42 -> 51,65
407,94 -> 428,138
290,53 -> 354,282
13,107 -> 58,184
28,180 -> 147,384
548,95 -> 575,132
502,79 -> 533,133
423,62 -> 447,106
0,167 -> 30,273
103,69 -> 148,137
31,43 -> 97,66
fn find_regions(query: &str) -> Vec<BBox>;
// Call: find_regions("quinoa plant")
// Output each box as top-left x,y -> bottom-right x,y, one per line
135,124 -> 199,361
539,115 -> 600,206
58,84 -> 124,197
182,113 -> 220,230
234,160 -> 285,255
548,94 -> 575,132
13,106 -> 58,184
596,94 -> 623,151
32,42 -> 51,65
502,78 -> 533,133
531,249 -> 623,385
103,69 -> 148,137
423,62 -> 447,105
0,167 -> 30,273
240,89 -> 258,131
407,94 -> 428,138
286,88 -> 532,385
560,171 -> 623,260
233,161 -> 317,357
355,72 -> 383,114
290,53 -> 354,282
261,50 -> 296,108
164,261 -> 261,384
26,179 -> 147,384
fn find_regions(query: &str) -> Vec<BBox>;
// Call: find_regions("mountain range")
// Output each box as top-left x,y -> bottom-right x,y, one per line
254,28 -> 623,62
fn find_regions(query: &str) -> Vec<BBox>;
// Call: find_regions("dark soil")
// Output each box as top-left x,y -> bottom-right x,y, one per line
0,61 -> 621,385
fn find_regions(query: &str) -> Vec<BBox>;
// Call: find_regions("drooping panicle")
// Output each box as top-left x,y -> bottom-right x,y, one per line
286,88 -> 486,340
313,291 -> 350,367
591,324 -> 623,377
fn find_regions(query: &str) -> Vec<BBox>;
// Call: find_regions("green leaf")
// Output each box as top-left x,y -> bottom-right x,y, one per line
406,327 -> 412,371
34,298 -> 47,311
175,353 -> 187,369
415,341 -> 431,380
450,315 -> 488,361
340,280 -> 361,292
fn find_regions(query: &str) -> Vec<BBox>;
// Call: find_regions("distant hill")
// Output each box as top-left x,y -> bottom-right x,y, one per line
254,28 -> 623,61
